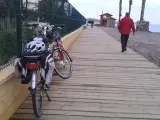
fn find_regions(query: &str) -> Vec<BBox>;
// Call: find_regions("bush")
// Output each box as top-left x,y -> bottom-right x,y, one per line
22,27 -> 34,43
0,30 -> 16,65
0,28 -> 34,65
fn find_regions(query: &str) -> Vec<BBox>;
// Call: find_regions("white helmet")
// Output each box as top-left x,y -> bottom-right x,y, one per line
24,40 -> 45,54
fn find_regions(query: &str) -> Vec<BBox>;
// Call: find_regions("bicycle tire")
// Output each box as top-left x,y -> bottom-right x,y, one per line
53,48 -> 72,79
32,82 -> 44,117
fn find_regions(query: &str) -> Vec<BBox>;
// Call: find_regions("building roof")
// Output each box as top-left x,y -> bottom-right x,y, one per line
108,17 -> 117,20
100,13 -> 113,16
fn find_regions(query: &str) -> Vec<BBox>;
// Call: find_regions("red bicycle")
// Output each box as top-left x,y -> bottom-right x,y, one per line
45,25 -> 73,79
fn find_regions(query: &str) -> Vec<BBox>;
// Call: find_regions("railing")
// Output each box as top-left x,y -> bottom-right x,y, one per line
0,0 -> 16,66
0,0 -> 86,66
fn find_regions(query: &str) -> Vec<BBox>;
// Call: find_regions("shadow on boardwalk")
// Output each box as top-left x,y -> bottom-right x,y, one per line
100,27 -> 160,67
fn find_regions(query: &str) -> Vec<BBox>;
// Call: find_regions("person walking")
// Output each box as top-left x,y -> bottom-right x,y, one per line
118,12 -> 135,52
91,19 -> 94,28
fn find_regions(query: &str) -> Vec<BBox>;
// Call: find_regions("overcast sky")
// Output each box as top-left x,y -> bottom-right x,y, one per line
69,0 -> 160,24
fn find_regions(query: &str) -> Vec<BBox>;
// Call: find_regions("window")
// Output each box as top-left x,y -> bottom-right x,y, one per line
103,15 -> 107,19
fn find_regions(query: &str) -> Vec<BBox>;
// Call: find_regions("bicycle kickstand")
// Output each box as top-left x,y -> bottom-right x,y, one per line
44,89 -> 52,101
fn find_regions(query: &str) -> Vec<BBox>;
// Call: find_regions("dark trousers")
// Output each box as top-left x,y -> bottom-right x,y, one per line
121,34 -> 129,51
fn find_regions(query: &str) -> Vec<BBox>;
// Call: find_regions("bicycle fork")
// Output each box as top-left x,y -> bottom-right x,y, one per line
28,70 -> 37,95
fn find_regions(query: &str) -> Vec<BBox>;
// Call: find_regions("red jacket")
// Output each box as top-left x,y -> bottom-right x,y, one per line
118,16 -> 135,35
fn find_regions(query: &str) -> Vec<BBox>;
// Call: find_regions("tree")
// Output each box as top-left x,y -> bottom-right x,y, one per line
0,0 -> 14,32
140,0 -> 146,22
129,0 -> 132,16
119,0 -> 122,23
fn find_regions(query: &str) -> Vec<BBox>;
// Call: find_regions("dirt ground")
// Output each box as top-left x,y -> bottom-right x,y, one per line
100,27 -> 160,67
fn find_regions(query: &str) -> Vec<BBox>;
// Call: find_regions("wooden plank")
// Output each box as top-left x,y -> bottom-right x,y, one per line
0,79 -> 29,120
11,114 -> 151,120
62,27 -> 83,50
0,66 -> 14,86
13,109 -> 160,119
23,97 -> 160,106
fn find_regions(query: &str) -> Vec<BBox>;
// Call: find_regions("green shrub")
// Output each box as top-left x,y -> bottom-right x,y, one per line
0,28 -> 34,65
0,30 -> 16,65
22,27 -> 34,44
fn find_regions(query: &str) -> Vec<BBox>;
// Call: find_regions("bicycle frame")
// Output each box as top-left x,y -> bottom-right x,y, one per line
31,70 -> 37,89
54,38 -> 64,60
55,39 -> 62,48
26,62 -> 39,94
43,25 -> 72,62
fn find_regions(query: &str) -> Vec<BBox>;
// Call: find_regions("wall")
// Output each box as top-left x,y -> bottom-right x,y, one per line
0,26 -> 84,120
107,19 -> 110,27
113,20 -> 116,27
107,19 -> 115,27
101,20 -> 107,27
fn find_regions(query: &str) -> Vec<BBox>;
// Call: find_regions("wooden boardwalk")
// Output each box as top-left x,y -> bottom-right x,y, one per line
11,27 -> 160,120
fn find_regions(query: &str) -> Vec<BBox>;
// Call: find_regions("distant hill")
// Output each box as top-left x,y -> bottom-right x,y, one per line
87,18 -> 100,22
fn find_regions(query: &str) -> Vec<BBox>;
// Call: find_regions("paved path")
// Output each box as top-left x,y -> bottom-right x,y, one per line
11,27 -> 160,120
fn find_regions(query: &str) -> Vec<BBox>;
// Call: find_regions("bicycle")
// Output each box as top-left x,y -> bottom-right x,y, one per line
22,55 -> 51,117
44,25 -> 73,79
20,24 -> 52,117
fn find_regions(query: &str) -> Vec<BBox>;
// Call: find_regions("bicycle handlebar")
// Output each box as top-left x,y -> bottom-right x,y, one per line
53,25 -> 63,31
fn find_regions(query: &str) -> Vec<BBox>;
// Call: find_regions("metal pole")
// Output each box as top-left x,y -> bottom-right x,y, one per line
26,0 -> 28,10
16,0 -> 23,57
51,0 -> 54,23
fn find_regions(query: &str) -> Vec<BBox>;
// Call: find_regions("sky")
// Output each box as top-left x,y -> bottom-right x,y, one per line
69,0 -> 160,24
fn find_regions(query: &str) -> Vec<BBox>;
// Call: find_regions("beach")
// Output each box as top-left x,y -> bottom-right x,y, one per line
100,27 -> 160,67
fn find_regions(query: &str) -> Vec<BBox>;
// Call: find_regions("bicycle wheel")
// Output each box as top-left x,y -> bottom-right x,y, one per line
53,48 -> 72,79
32,81 -> 44,117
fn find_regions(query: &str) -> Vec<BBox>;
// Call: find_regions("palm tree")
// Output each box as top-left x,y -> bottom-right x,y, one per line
140,0 -> 146,22
129,0 -> 132,16
119,0 -> 122,23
